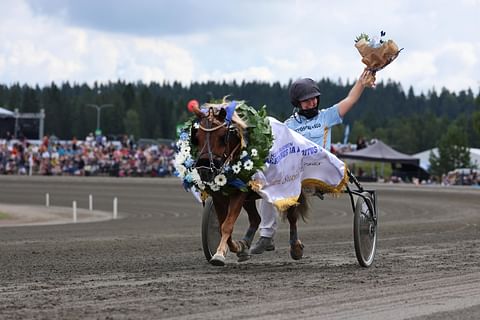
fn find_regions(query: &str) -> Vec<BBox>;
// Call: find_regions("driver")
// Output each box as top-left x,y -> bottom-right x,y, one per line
250,69 -> 375,258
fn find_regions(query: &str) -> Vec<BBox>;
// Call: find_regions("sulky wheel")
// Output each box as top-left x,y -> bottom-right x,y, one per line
353,191 -> 377,267
201,198 -> 227,261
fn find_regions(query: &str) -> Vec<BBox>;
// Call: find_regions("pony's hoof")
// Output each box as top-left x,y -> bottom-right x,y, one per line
210,253 -> 226,266
290,240 -> 304,260
237,252 -> 251,262
236,240 -> 251,262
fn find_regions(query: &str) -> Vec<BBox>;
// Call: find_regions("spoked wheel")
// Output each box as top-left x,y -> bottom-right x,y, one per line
353,192 -> 377,267
201,198 -> 227,261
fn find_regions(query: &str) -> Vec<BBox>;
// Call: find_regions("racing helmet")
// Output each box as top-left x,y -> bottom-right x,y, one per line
289,78 -> 321,108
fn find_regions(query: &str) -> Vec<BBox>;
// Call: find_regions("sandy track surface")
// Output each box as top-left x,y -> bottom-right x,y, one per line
0,176 -> 479,319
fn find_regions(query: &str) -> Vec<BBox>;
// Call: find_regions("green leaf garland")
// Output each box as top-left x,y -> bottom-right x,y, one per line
174,102 -> 273,196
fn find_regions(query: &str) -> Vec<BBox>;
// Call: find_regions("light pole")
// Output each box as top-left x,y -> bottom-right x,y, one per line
86,104 -> 113,134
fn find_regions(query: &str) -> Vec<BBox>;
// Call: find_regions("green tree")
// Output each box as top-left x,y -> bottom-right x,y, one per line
349,120 -> 371,144
473,110 -> 480,136
0,77 -> 478,145
429,124 -> 471,178
123,109 -> 141,140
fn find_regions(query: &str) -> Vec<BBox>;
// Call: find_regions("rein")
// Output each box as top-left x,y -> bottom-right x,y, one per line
199,122 -> 227,132
222,143 -> 241,167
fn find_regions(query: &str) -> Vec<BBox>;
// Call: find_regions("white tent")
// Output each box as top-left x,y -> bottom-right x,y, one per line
471,148 -> 480,167
413,148 -> 480,171
0,107 -> 14,118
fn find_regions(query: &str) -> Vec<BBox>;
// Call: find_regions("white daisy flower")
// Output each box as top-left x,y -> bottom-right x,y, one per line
177,140 -> 188,149
240,150 -> 248,159
209,183 -> 220,192
190,168 -> 202,183
244,159 -> 254,171
232,164 -> 241,174
175,153 -> 186,164
193,122 -> 200,129
197,182 -> 206,190
181,146 -> 191,154
176,165 -> 186,177
251,148 -> 258,157
214,174 -> 227,186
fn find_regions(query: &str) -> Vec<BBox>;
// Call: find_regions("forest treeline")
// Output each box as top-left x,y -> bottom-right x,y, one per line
1,78 -> 479,155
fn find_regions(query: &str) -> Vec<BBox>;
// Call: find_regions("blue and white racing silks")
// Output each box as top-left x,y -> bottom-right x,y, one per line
284,104 -> 342,151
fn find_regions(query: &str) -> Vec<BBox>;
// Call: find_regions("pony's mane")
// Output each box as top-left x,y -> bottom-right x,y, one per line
202,97 -> 247,129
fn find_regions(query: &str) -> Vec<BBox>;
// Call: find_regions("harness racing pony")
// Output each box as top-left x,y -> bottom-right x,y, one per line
183,100 -> 307,266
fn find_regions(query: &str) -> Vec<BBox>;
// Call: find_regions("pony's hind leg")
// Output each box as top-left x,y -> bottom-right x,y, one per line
233,198 -> 261,262
241,198 -> 261,247
287,206 -> 305,260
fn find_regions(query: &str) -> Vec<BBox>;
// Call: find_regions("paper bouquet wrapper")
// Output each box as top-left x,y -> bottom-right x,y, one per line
355,39 -> 400,72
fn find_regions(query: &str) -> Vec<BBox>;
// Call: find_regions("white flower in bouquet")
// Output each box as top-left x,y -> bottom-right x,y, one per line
232,163 -> 241,174
197,181 -> 206,190
177,139 -> 188,148
180,145 -> 191,155
214,174 -> 227,186
244,159 -> 254,171
190,168 -> 202,184
174,152 -> 186,164
250,148 -> 258,157
209,182 -> 220,192
176,164 -> 186,178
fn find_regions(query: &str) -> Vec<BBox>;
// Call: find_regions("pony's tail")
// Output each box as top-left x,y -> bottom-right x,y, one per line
279,192 -> 310,223
295,192 -> 309,223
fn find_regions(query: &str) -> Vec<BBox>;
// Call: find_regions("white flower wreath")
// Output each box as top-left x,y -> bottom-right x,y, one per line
174,102 -> 273,195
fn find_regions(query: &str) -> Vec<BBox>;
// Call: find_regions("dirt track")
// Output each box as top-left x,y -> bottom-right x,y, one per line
0,176 -> 479,319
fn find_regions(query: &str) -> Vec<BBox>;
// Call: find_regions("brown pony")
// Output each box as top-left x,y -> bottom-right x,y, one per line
189,101 -> 307,266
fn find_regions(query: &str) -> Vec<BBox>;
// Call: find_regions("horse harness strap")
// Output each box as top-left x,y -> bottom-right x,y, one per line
222,143 -> 241,167
196,118 -> 242,176
199,122 -> 226,132
197,120 -> 229,161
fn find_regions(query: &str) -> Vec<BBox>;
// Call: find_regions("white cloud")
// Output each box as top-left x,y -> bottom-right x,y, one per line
0,0 -> 479,94
380,40 -> 480,93
437,42 -> 477,70
266,57 -> 296,72
0,1 -> 195,85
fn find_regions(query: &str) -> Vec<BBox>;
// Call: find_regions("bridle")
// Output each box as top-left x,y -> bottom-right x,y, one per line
195,111 -> 241,179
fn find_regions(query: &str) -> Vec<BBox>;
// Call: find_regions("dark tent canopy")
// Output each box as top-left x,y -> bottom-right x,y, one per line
0,107 -> 15,139
338,140 -> 420,165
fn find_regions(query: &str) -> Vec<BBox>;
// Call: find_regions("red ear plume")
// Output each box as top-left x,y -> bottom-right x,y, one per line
187,99 -> 199,113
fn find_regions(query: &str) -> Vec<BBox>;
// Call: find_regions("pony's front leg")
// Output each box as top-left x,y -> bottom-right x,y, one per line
210,192 -> 248,266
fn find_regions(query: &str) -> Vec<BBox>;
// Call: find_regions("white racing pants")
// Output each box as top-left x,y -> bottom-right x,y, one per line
256,199 -> 278,238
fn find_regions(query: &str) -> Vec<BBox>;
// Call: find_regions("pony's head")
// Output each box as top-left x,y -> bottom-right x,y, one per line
190,99 -> 246,184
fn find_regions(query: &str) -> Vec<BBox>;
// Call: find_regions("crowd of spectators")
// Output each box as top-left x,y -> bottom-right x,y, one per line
0,134 -> 176,177
442,169 -> 479,186
2,134 -> 479,186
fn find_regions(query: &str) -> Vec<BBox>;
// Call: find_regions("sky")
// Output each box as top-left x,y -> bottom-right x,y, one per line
0,0 -> 479,95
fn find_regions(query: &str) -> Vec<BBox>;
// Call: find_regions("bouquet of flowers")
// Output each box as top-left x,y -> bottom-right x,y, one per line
355,31 -> 402,74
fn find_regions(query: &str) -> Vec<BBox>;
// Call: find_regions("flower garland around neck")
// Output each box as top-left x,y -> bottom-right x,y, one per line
174,102 -> 273,196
